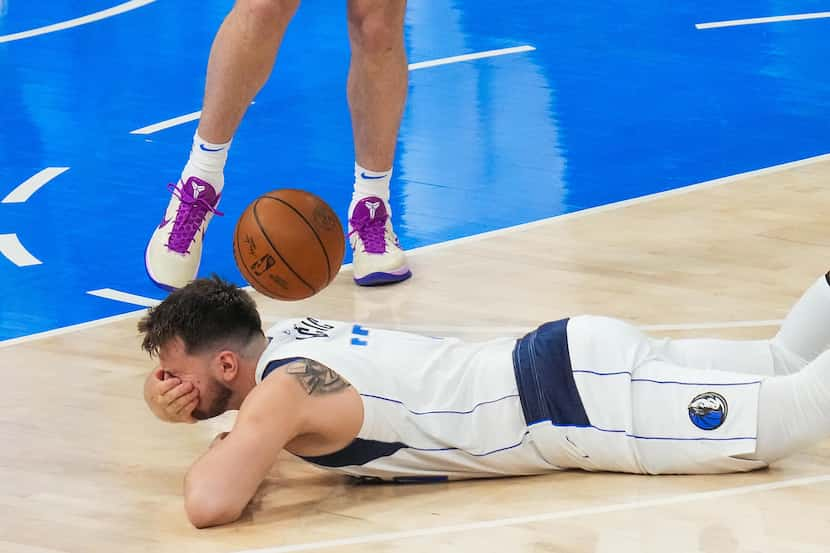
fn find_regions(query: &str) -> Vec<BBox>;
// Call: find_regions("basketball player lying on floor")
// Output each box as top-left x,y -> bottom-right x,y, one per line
142,276 -> 830,528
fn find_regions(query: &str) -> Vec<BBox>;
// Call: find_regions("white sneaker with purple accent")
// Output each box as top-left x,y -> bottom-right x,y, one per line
145,176 -> 223,290
348,196 -> 411,286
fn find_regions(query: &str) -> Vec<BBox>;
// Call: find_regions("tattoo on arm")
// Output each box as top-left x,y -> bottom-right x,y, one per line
285,359 -> 351,395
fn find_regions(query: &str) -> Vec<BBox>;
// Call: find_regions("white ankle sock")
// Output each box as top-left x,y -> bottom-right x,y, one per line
350,162 -> 391,216
180,131 -> 231,193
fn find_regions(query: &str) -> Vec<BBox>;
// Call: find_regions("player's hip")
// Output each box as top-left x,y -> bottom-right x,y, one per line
513,316 -> 767,474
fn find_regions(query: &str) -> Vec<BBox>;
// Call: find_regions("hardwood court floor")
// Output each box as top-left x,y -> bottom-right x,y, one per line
3,157 -> 830,553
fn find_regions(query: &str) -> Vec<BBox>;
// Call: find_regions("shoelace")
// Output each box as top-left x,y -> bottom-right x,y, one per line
165,183 -> 224,254
348,213 -> 387,254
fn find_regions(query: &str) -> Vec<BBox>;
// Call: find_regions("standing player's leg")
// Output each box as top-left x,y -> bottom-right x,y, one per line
146,0 -> 301,290
650,273 -> 830,376
345,0 -> 411,286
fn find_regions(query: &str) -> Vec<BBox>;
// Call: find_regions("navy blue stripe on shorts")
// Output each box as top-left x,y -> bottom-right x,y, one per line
512,318 -> 590,427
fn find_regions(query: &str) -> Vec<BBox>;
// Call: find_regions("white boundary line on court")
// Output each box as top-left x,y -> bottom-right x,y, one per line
258,320 -> 784,336
408,45 -> 535,70
0,150 -> 828,349
696,11 -> 830,29
0,0 -> 157,44
130,110 -> 202,136
233,474 -> 830,553
407,152 -> 830,255
87,288 -> 162,307
641,319 -> 783,332
2,167 -> 70,203
0,310 -> 146,349
129,45 -> 536,135
0,233 -> 42,267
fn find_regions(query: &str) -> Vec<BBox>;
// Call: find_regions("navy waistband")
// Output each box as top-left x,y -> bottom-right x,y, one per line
512,318 -> 590,427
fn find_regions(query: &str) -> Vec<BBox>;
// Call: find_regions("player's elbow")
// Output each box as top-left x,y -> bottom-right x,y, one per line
185,492 -> 242,529
184,480 -> 243,529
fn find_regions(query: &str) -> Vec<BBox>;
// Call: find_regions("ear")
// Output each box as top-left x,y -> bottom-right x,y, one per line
216,350 -> 239,383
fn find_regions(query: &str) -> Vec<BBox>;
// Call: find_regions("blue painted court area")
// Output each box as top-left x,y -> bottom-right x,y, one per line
0,1 -> 829,340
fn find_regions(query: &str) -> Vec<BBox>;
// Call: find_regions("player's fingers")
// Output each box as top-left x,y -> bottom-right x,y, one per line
180,398 -> 199,424
170,388 -> 199,413
162,381 -> 194,403
174,394 -> 199,416
155,377 -> 181,396
184,395 -> 199,412
153,381 -> 181,407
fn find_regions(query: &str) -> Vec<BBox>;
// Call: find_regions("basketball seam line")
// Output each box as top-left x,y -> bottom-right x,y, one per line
261,194 -> 335,285
234,217 -> 292,301
252,199 -> 317,294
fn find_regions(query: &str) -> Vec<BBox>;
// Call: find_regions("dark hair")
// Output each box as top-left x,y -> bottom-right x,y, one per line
138,276 -> 263,356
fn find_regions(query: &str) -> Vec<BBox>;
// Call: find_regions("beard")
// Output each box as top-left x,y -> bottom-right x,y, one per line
192,379 -> 233,420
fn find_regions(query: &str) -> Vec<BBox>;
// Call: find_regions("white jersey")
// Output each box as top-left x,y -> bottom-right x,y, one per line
255,316 -> 768,481
255,317 -> 554,481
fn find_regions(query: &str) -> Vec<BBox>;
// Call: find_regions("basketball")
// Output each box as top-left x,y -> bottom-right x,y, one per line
233,189 -> 345,300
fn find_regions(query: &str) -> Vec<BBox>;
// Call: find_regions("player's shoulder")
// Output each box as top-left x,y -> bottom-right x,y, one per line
244,356 -> 351,425
240,360 -> 312,423
231,363 -> 313,446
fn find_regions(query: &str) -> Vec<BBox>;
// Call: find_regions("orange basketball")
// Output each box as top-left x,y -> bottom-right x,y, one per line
233,189 -> 345,300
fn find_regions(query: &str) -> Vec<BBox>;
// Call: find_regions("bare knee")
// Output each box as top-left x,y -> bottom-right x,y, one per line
347,0 -> 405,54
235,0 -> 300,26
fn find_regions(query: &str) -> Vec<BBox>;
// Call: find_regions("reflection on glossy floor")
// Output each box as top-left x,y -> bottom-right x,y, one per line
3,157 -> 830,553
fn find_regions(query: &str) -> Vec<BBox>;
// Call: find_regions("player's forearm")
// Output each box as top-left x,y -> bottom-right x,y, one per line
184,470 -> 245,528
181,374 -> 305,527
182,440 -> 262,528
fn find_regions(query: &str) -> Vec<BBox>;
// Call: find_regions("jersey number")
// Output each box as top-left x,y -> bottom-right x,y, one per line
351,324 -> 369,346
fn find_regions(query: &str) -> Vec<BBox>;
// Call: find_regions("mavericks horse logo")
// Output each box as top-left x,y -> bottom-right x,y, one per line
688,392 -> 728,430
